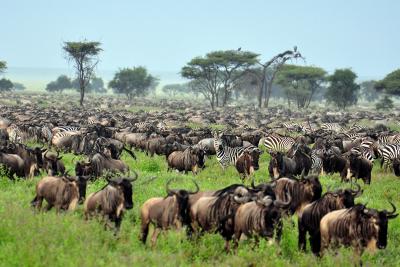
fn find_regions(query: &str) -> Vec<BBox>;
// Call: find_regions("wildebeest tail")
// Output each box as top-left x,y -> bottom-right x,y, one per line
123,146 -> 137,160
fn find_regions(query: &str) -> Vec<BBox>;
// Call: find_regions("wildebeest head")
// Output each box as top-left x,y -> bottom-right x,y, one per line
362,202 -> 398,249
255,195 -> 291,238
300,175 -> 322,202
248,147 -> 263,170
75,160 -> 93,177
32,146 -> 47,168
269,151 -> 284,179
106,171 -> 138,210
43,150 -> 63,175
327,183 -> 362,208
166,178 -> 200,225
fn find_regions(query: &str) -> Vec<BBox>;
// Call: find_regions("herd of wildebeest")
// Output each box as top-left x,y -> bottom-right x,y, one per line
0,97 -> 400,256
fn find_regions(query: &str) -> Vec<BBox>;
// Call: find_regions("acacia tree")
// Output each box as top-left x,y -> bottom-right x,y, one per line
325,69 -> 360,110
276,65 -> 326,108
109,66 -> 158,100
63,41 -> 102,106
247,47 -> 303,108
181,50 -> 258,109
375,69 -> 400,97
45,75 -> 72,93
360,80 -> 379,102
0,78 -> 13,92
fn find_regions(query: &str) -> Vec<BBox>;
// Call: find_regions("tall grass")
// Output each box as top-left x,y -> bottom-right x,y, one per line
0,150 -> 399,267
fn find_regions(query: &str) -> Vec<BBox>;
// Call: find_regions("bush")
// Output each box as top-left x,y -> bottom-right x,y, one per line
376,95 -> 394,111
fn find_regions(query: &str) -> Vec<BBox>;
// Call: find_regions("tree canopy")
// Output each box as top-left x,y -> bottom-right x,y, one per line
276,64 -> 326,108
325,69 -> 360,110
0,78 -> 13,92
12,82 -> 26,91
109,66 -> 158,100
46,75 -> 72,93
63,41 -> 102,105
375,69 -> 400,96
0,61 -> 6,74
162,83 -> 188,97
360,80 -> 379,102
181,50 -> 259,109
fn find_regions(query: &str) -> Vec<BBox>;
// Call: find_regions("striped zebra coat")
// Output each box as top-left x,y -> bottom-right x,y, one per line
264,134 -> 295,154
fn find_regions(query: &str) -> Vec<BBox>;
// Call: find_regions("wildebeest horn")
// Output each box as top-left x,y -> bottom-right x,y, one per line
188,179 -> 199,194
386,202 -> 398,219
251,178 -> 256,189
274,195 -> 292,208
125,170 -> 138,182
56,150 -> 62,160
43,150 -> 50,159
351,183 -> 362,197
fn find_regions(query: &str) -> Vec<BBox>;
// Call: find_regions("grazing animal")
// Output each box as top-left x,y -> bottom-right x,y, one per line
31,175 -> 89,211
42,150 -> 65,176
347,151 -> 373,184
233,195 -> 291,251
320,202 -> 398,255
190,184 -> 254,251
84,172 -> 138,232
264,134 -> 295,153
140,179 -> 199,246
167,147 -> 201,174
273,175 -> 322,215
235,151 -> 254,180
214,137 -> 244,170
0,151 -> 25,179
268,143 -> 312,179
298,184 -> 362,254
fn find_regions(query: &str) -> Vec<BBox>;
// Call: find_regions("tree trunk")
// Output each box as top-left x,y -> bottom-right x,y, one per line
264,80 -> 273,108
80,87 -> 84,106
211,93 -> 215,110
258,70 -> 266,108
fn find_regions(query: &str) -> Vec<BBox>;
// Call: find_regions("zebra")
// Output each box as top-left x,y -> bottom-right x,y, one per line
214,137 -> 244,170
310,149 -> 324,175
41,126 -> 53,145
282,122 -> 302,133
350,146 -> 375,163
263,134 -> 295,153
379,144 -> 400,171
320,123 -> 346,133
52,126 -> 81,134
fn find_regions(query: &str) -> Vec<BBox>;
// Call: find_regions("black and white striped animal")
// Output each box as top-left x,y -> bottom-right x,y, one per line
264,134 -> 295,153
379,144 -> 400,171
214,137 -> 244,170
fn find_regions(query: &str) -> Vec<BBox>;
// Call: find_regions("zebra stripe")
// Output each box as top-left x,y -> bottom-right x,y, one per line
52,126 -> 81,134
214,138 -> 244,169
264,134 -> 295,153
380,144 -> 400,170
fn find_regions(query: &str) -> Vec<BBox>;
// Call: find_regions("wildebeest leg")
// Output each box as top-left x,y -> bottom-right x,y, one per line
45,203 -> 54,212
151,228 -> 161,247
224,239 -> 231,253
310,231 -> 321,255
298,220 -> 307,251
276,220 -> 283,242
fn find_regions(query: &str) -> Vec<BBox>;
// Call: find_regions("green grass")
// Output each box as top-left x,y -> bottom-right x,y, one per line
0,149 -> 399,267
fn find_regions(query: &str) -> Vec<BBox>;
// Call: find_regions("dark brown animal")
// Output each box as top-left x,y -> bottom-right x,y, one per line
274,175 -> 322,215
235,151 -> 254,180
84,172 -> 138,232
31,175 -> 89,212
298,184 -> 362,254
320,202 -> 398,255
140,179 -> 199,246
233,195 -> 291,251
167,147 -> 200,174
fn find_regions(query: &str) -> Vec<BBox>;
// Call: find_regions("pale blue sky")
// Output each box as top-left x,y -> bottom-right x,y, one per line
1,0 -> 399,82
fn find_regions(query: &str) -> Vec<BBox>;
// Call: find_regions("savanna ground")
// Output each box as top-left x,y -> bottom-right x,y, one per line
0,94 -> 400,267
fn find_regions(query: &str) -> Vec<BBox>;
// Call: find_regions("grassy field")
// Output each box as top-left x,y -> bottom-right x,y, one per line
0,148 -> 399,267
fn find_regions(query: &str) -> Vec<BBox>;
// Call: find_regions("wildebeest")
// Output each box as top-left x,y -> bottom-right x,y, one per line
235,151 -> 254,180
346,151 -> 373,184
233,195 -> 291,251
322,148 -> 349,180
42,150 -> 65,175
167,147 -> 202,174
84,172 -> 138,232
78,152 -> 129,178
298,184 -> 362,254
268,143 -> 312,179
273,175 -> 322,215
31,174 -> 89,212
320,202 -> 398,255
190,184 -> 254,251
140,179 -> 199,246
0,150 -> 25,179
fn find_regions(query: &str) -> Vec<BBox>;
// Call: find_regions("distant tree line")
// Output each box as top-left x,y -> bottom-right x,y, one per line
0,60 -> 26,92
